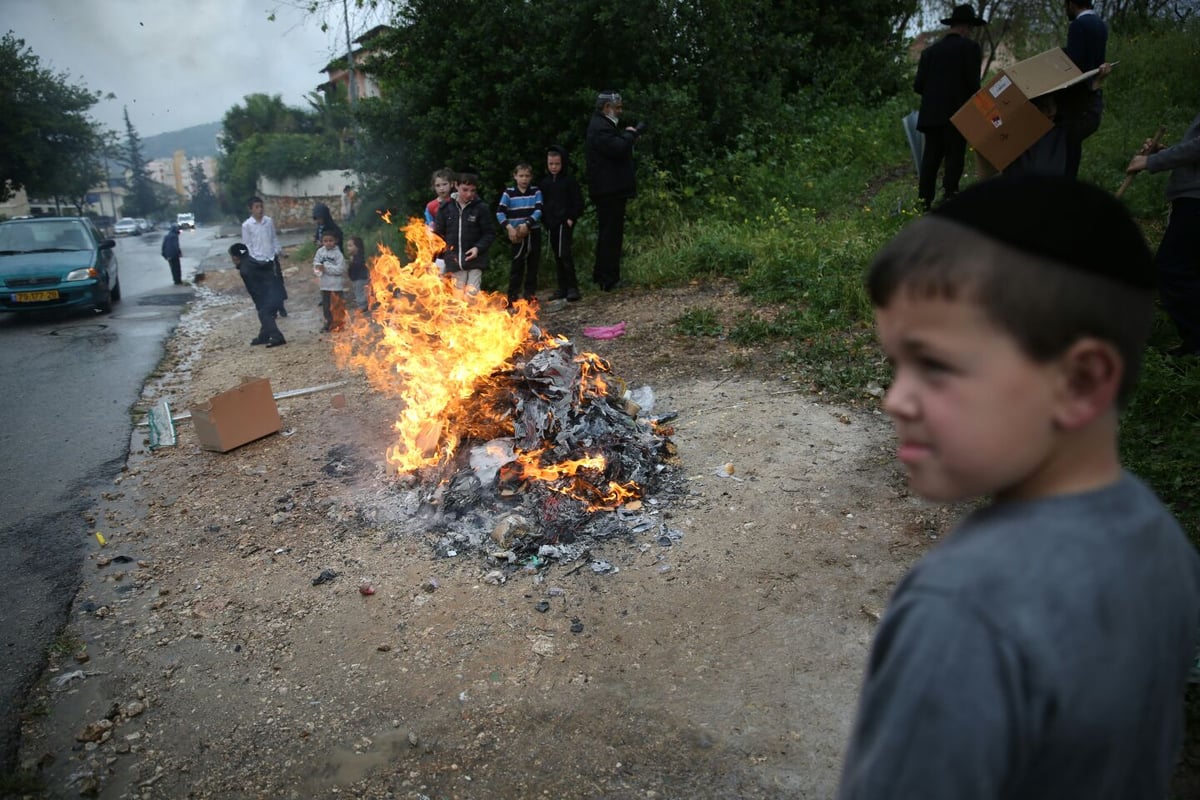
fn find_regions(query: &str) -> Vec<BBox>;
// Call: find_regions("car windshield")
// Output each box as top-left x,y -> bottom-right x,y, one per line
0,221 -> 93,253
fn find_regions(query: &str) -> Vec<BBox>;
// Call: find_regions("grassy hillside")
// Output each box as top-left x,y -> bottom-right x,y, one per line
142,121 -> 222,160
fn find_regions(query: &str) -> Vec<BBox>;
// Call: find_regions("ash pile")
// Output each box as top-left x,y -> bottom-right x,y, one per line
385,335 -> 685,569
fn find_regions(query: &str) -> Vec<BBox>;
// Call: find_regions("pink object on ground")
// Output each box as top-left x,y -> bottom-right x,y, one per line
582,321 -> 627,340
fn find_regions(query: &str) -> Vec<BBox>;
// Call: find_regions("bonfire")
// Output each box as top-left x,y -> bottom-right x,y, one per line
332,217 -> 676,556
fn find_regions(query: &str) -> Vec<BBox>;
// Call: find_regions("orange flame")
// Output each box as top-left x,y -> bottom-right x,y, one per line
333,217 -> 540,472
333,216 -> 654,512
509,449 -> 641,512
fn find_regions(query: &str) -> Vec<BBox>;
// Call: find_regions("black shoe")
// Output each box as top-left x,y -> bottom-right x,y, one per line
566,288 -> 581,302
279,307 -> 288,317
250,337 -> 267,346
549,290 -> 566,301
321,324 -> 331,333
265,338 -> 286,348
601,280 -> 623,292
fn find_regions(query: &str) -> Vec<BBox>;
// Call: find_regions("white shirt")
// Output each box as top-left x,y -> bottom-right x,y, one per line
241,215 -> 280,262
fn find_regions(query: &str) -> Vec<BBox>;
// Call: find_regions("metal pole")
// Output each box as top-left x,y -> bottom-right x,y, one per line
342,0 -> 356,109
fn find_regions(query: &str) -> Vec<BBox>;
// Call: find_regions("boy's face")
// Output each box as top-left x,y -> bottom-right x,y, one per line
250,201 -> 264,220
456,182 -> 477,204
546,154 -> 562,176
875,291 -> 1065,503
433,177 -> 451,198
322,233 -> 337,249
514,168 -> 532,191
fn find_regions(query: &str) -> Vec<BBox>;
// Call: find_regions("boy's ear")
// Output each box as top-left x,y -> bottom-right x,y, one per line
1053,337 -> 1123,430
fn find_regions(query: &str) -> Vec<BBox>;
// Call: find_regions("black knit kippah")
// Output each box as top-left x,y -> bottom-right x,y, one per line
932,175 -> 1155,289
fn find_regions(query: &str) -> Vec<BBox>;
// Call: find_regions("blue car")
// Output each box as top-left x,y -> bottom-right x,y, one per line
0,217 -> 121,313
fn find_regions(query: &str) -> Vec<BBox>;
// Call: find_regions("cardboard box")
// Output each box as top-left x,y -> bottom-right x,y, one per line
952,48 -> 1100,171
190,378 -> 281,452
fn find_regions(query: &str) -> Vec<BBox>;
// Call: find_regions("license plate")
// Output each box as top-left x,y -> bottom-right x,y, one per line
13,290 -> 60,302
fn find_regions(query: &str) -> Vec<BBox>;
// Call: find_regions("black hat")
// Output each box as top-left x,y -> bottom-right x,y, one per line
933,175 -> 1154,289
942,4 -> 986,26
228,242 -> 249,258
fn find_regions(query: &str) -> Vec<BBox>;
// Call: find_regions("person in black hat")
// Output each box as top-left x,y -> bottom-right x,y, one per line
585,90 -> 645,291
837,175 -> 1200,799
1060,0 -> 1110,179
913,4 -> 984,210
161,223 -> 183,285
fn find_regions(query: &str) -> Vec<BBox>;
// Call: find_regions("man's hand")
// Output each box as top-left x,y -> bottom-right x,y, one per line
464,247 -> 479,262
1126,154 -> 1149,174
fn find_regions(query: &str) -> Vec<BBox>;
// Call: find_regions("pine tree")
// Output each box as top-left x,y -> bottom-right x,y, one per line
189,162 -> 219,223
118,108 -> 160,218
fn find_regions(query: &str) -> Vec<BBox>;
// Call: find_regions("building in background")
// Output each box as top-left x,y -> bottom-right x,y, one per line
318,25 -> 391,101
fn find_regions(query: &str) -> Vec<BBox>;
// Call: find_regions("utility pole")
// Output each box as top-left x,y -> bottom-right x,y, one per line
342,0 -> 356,109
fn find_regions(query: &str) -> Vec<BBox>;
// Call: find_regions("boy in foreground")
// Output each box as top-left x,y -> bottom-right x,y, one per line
433,170 -> 495,293
838,175 -> 1200,799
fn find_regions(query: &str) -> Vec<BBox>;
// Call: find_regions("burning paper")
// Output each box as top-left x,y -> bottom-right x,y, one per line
334,218 -> 673,513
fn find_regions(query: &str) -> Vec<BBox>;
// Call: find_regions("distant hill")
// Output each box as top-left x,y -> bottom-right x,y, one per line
143,122 -> 222,160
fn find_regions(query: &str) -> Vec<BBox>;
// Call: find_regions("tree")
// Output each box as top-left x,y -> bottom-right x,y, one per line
216,93 -> 345,215
117,108 -> 160,218
0,31 -> 107,204
189,162 -> 219,223
353,0 -> 917,212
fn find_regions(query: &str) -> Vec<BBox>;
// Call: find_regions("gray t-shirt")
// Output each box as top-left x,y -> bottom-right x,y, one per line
839,472 -> 1200,800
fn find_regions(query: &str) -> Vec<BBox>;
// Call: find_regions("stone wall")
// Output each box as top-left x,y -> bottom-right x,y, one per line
259,169 -> 357,229
261,194 -> 340,231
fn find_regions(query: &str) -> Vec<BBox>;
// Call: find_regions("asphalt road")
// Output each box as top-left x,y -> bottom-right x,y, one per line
0,224 -> 223,772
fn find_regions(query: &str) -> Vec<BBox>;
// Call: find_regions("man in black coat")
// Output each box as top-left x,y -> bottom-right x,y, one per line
914,4 -> 985,210
1061,0 -> 1110,179
585,90 -> 645,291
161,224 -> 183,285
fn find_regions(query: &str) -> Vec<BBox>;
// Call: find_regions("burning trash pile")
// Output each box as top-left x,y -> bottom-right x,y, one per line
333,217 -> 682,564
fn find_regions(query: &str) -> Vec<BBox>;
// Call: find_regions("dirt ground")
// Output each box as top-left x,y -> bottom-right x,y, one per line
15,244 -> 957,799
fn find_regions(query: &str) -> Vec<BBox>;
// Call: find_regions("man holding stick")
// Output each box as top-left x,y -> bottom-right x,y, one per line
1126,110 -> 1200,357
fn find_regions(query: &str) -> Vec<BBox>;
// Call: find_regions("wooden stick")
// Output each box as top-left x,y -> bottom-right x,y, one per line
1116,124 -> 1167,198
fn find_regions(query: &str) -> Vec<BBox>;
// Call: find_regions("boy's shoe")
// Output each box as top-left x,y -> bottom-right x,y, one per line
321,324 -> 331,333
566,288 -> 582,302
279,306 -> 288,318
250,336 -> 267,346
265,337 -> 286,348
549,290 -> 566,301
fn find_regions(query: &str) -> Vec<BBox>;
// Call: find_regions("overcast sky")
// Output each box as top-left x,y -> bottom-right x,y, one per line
3,0 -> 374,137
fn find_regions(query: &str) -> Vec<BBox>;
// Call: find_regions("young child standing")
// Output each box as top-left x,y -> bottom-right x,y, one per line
538,145 -> 585,301
425,169 -> 455,274
346,235 -> 369,315
838,175 -> 1200,799
496,162 -> 543,304
433,170 -> 495,294
313,231 -> 348,332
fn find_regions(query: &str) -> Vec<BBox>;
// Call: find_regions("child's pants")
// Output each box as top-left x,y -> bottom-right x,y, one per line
547,222 -> 578,295
507,228 -> 542,301
350,279 -> 369,311
320,290 -> 346,330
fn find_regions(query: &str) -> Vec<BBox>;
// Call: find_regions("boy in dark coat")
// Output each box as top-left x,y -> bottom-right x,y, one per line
539,145 -> 585,301
433,170 -> 495,294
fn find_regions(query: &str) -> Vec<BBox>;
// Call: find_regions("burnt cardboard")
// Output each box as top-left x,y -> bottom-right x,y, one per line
952,48 -> 1100,171
190,378 -> 281,453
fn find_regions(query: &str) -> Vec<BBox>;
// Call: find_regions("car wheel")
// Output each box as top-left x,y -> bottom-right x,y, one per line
95,284 -> 114,313
111,277 -> 121,302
